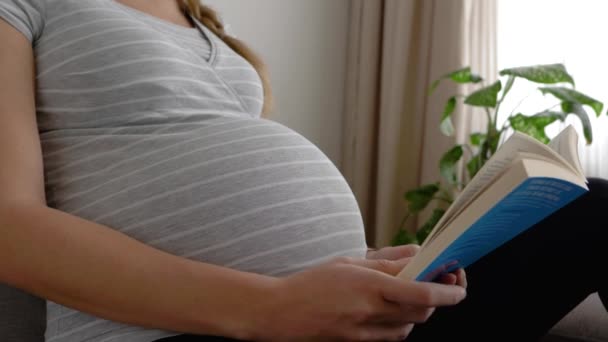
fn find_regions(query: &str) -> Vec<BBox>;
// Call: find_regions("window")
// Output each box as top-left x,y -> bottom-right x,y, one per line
497,0 -> 608,177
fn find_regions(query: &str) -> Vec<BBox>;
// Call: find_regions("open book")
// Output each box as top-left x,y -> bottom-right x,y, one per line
396,125 -> 589,282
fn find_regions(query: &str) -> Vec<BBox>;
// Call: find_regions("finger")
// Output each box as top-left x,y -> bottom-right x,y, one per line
381,280 -> 467,307
438,272 -> 457,285
346,323 -> 414,342
350,258 -> 411,276
405,306 -> 435,324
367,245 -> 420,261
456,268 -> 468,289
372,305 -> 435,325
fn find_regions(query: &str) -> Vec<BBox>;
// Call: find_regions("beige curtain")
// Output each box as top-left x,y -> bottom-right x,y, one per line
341,0 -> 497,248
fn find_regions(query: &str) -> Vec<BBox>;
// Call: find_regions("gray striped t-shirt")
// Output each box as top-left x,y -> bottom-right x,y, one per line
0,1 -> 368,341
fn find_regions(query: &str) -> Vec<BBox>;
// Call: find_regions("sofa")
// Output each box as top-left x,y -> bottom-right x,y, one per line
543,293 -> 608,342
1,284 -> 606,341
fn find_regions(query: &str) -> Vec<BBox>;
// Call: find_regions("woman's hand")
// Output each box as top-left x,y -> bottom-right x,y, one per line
367,244 -> 467,289
366,244 -> 420,262
258,256 -> 467,342
437,268 -> 467,288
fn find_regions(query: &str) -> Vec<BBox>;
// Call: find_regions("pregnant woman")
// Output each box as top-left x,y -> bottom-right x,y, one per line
0,1 -> 605,342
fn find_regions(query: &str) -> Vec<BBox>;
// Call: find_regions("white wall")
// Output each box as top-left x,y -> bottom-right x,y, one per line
204,0 -> 350,166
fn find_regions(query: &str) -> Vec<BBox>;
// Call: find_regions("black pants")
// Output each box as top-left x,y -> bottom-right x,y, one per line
155,178 -> 608,342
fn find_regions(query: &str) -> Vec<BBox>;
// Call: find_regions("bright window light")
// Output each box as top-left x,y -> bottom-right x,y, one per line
497,0 -> 608,177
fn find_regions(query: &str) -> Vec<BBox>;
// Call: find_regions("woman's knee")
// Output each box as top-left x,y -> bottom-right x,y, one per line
587,177 -> 608,198
600,289 -> 608,310
557,177 -> 607,229
579,177 -> 608,239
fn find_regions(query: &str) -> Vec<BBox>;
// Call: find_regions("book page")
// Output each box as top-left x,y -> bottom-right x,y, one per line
548,125 -> 586,179
421,130 -> 582,247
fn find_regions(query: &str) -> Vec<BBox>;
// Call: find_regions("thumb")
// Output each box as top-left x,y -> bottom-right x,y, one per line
349,257 -> 411,276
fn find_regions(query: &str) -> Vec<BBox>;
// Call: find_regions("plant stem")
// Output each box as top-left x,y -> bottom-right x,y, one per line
463,144 -> 474,158
397,212 -> 411,232
494,76 -> 515,125
493,106 -> 501,128
485,108 -> 493,127
440,186 -> 455,202
494,96 -> 504,128
539,103 -> 562,114
509,93 -> 533,117
500,119 -> 511,134
433,196 -> 453,205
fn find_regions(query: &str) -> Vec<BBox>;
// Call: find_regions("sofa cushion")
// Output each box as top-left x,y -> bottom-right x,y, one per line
550,293 -> 608,342
0,283 -> 46,342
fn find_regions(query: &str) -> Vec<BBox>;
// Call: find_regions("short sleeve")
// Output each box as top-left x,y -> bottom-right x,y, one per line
0,0 -> 45,42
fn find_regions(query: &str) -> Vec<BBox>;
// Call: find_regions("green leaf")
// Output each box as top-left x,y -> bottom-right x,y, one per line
392,229 -> 418,246
501,76 -> 516,101
509,113 -> 561,144
540,87 -> 604,117
448,67 -> 483,84
535,110 -> 568,121
561,102 -> 593,144
499,64 -> 574,86
416,208 -> 446,244
469,133 -> 486,147
404,183 -> 440,214
467,154 -> 483,179
429,79 -> 441,95
439,145 -> 463,184
440,96 -> 457,136
464,81 -> 502,108
428,67 -> 483,95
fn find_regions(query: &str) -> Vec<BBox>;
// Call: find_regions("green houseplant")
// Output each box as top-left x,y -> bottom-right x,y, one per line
392,63 -> 605,246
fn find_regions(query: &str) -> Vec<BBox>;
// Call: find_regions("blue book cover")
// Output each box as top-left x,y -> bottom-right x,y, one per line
397,127 -> 589,282
416,177 -> 588,282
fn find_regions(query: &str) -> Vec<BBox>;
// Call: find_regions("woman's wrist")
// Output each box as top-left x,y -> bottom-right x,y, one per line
188,264 -> 282,341
176,260 -> 280,341
242,275 -> 284,341
245,276 -> 289,341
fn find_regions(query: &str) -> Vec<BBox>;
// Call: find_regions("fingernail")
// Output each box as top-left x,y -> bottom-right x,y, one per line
460,288 -> 467,299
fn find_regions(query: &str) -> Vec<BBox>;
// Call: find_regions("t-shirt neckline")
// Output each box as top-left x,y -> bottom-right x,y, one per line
108,0 -> 218,64
109,0 -> 200,34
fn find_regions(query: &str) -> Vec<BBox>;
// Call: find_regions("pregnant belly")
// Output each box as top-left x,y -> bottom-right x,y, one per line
41,115 -> 367,276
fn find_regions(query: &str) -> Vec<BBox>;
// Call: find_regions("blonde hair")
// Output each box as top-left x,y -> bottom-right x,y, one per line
182,0 -> 273,117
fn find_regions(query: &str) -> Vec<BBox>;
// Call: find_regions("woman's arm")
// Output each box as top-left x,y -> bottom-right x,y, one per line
0,19 -> 273,340
1,204 -> 277,339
